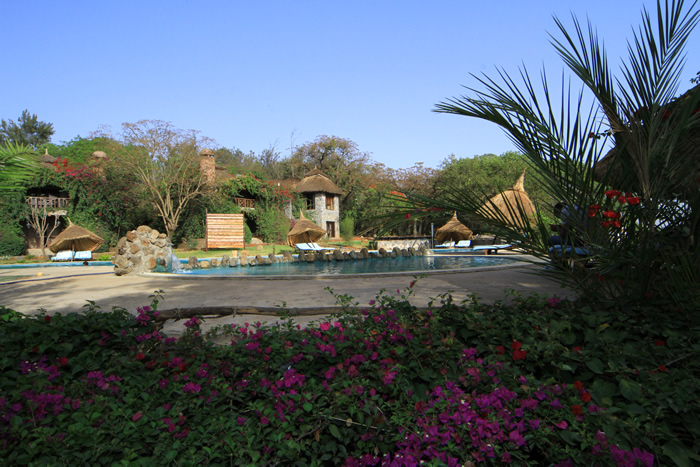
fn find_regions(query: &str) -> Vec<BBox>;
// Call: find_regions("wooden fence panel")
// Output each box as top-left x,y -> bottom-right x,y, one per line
206,213 -> 245,249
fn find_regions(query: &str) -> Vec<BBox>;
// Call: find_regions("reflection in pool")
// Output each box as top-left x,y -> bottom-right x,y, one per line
165,255 -> 522,277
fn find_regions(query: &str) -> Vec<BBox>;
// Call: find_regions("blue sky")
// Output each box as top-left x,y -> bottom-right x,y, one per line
2,1 -> 698,169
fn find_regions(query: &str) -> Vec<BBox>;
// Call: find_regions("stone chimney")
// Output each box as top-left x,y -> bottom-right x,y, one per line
199,149 -> 216,183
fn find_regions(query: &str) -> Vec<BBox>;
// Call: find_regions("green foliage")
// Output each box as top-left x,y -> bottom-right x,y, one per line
340,215 -> 354,242
0,289 -> 696,464
0,142 -> 39,197
249,207 -> 291,243
0,110 -> 54,148
0,216 -> 26,256
385,0 -> 699,310
45,136 -> 113,165
244,223 -> 252,244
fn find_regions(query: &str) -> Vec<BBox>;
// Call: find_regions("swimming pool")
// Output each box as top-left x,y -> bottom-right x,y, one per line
0,261 -> 114,269
161,255 -> 523,278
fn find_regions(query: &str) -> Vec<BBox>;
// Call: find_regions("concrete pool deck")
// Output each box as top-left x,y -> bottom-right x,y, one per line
0,255 -> 573,335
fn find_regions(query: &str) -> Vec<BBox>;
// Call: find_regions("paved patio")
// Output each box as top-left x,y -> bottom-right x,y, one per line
1,257 -> 573,335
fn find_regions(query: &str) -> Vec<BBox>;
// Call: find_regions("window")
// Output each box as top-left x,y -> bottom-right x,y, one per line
306,195 -> 315,210
326,195 -> 335,210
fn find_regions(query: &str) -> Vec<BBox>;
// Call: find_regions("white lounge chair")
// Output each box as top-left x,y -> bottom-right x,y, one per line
455,240 -> 472,248
74,251 -> 93,261
310,243 -> 335,251
295,243 -> 315,252
434,241 -> 455,248
52,250 -> 74,261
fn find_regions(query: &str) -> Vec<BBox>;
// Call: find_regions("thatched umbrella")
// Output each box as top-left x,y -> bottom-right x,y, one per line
49,221 -> 103,253
478,171 -> 536,228
287,212 -> 327,246
435,212 -> 473,243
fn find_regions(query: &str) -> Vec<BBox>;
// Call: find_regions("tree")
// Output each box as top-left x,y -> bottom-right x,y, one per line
0,110 -> 55,148
287,135 -> 377,218
384,0 -> 699,310
92,120 -> 216,239
24,202 -> 62,260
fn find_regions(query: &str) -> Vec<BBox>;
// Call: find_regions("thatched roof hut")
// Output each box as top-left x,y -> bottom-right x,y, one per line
295,168 -> 344,195
478,171 -> 536,228
287,212 -> 327,246
435,212 -> 473,243
49,222 -> 104,253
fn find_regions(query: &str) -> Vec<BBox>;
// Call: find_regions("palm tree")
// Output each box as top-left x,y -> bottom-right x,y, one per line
384,0 -> 699,309
0,142 -> 38,198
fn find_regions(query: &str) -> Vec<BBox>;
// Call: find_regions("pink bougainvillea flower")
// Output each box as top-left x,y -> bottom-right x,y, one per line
555,420 -> 568,429
135,353 -> 146,360
319,322 -> 331,331
132,412 -> 143,422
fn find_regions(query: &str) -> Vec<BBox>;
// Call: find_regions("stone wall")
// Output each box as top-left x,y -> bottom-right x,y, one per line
114,226 -> 174,276
376,238 -> 430,250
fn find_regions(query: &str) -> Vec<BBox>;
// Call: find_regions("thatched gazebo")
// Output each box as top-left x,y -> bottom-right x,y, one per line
49,222 -> 104,253
287,212 -> 327,246
478,171 -> 536,228
435,212 -> 473,243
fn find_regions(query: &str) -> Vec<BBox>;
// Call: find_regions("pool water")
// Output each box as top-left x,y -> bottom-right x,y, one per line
168,255 -> 521,277
0,261 -> 113,269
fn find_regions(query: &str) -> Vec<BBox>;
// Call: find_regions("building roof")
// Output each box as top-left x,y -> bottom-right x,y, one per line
294,168 -> 344,195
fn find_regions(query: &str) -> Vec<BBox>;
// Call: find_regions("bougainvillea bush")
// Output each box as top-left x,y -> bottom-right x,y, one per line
1,287 -> 698,465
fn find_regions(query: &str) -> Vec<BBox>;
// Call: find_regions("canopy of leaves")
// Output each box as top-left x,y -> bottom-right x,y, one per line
0,110 -> 54,148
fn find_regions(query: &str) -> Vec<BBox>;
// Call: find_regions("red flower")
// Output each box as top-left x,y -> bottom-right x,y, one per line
404,213 -> 411,219
59,357 -> 69,366
136,353 -> 146,360
572,405 -> 582,416
617,196 -> 627,204
44,315 -> 52,323
574,380 -> 584,391
495,346 -> 506,355
626,196 -> 641,205
605,189 -> 621,199
581,391 -> 591,403
132,412 -> 143,422
658,365 -> 668,372
512,349 -> 527,361
655,340 -> 666,347
511,340 -> 522,351
32,346 -> 39,353
573,346 -> 582,354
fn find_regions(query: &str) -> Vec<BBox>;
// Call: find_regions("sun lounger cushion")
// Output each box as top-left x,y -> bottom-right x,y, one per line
296,243 -> 315,251
455,240 -> 472,248
74,251 -> 92,261
434,241 -> 455,248
52,250 -> 74,261
310,243 -> 334,251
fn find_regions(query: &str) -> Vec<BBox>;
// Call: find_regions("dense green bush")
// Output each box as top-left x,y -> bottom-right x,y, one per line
1,286 -> 696,465
250,207 -> 291,243
0,218 -> 25,256
340,215 -> 354,242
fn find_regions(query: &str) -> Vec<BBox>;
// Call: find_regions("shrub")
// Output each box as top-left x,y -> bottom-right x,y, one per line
0,218 -> 26,256
340,215 -> 354,243
1,287 -> 695,464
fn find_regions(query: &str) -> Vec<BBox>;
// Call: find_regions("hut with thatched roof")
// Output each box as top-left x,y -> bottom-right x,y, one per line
294,168 -> 344,238
48,221 -> 104,254
287,211 -> 327,246
435,212 -> 473,244
478,171 -> 536,228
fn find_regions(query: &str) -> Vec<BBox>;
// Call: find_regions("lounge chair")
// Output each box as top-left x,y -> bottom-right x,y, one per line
434,241 -> 455,248
472,244 -> 513,255
74,251 -> 93,261
455,240 -> 472,248
52,250 -> 74,261
295,243 -> 315,252
310,243 -> 335,251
